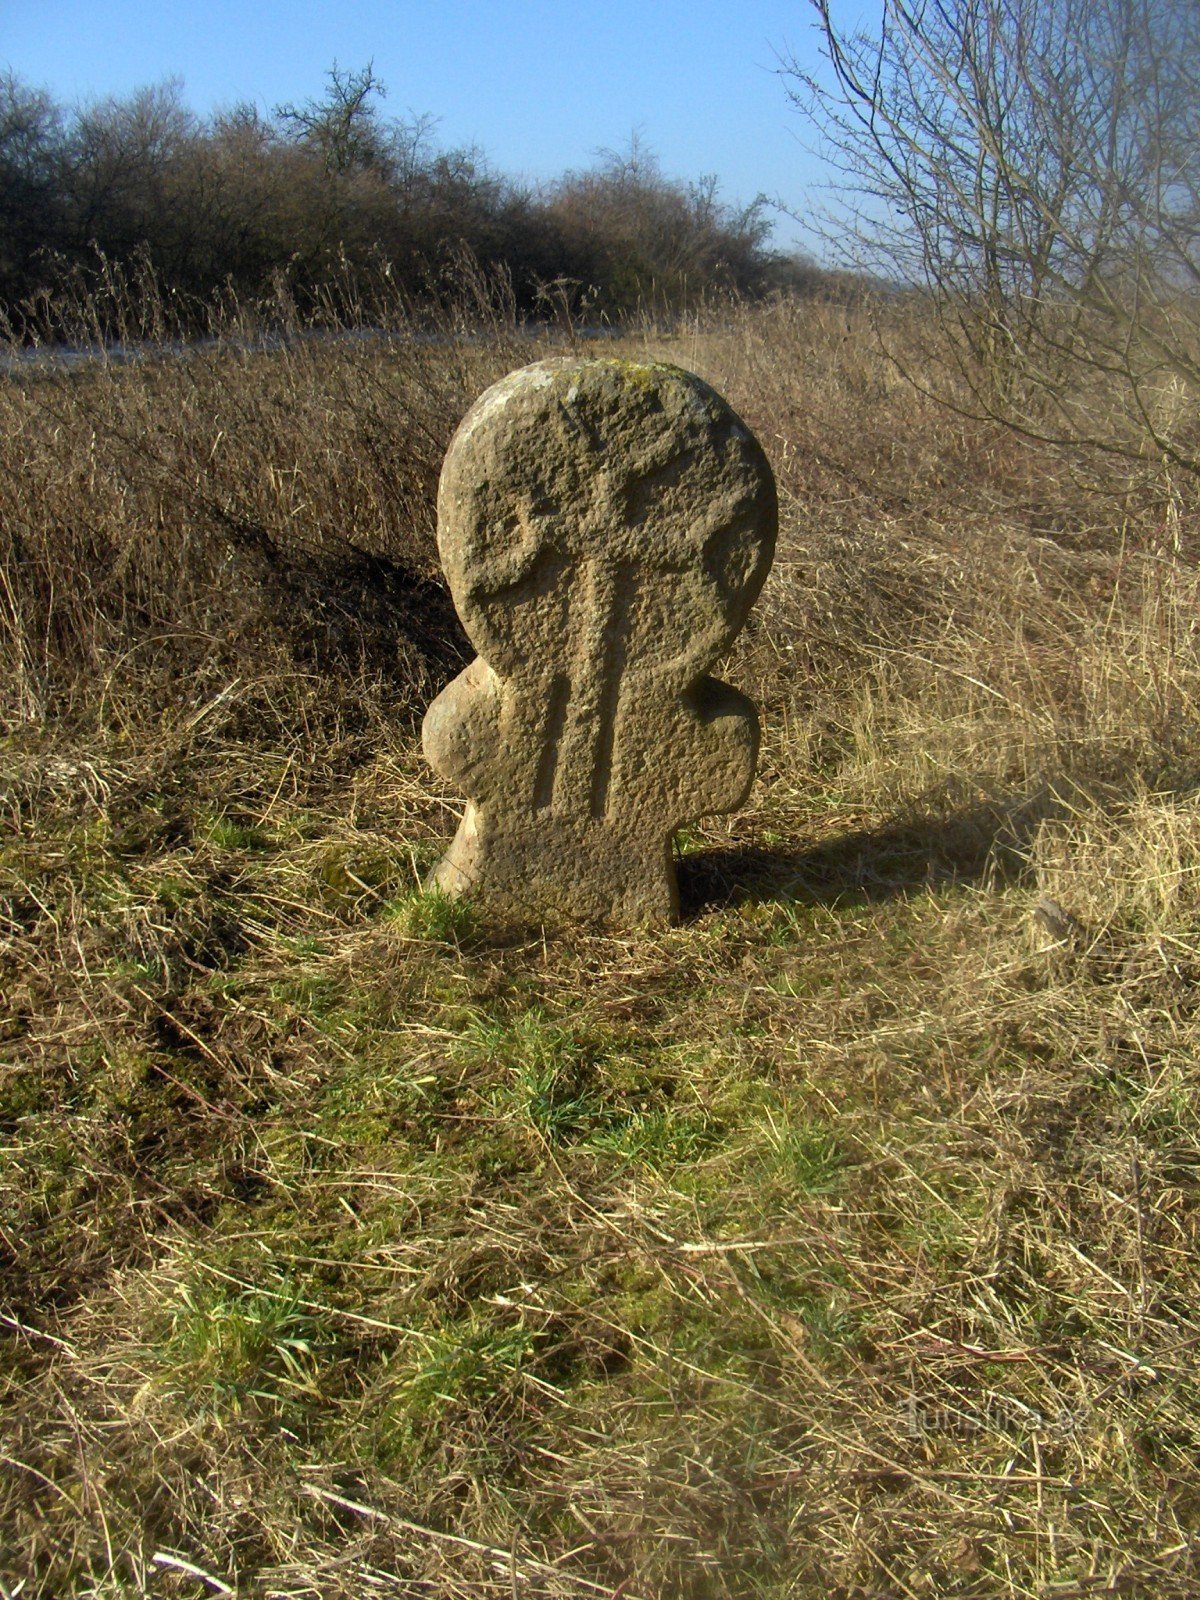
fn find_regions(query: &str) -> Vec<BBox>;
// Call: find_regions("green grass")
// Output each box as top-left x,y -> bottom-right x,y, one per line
156,1274 -> 325,1412
385,882 -> 479,944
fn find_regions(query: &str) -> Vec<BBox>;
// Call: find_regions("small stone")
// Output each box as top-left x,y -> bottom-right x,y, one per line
1033,896 -> 1086,944
422,357 -> 777,925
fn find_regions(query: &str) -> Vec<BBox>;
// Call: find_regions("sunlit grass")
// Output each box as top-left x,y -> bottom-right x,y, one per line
3,292 -> 1200,1598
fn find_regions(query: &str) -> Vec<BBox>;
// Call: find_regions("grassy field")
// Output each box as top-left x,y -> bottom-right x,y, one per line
3,288 -> 1200,1599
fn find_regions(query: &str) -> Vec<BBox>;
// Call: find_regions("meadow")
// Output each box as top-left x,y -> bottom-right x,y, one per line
3,280 -> 1200,1598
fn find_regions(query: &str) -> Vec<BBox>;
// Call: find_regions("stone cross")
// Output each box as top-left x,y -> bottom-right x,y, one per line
422,357 -> 776,925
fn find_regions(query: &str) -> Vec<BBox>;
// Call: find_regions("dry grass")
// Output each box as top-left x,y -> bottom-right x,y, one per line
3,285 -> 1200,1598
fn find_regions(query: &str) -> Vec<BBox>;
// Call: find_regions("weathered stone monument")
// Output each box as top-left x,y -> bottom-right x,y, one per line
422,357 -> 776,925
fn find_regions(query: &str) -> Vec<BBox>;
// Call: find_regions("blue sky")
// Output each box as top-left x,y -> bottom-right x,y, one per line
0,1 -> 872,253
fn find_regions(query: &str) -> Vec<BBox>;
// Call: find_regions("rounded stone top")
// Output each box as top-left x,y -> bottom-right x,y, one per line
436,357 -> 777,680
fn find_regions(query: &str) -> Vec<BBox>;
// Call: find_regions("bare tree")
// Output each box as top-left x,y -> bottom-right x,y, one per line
783,0 -> 1200,475
275,62 -> 391,175
67,80 -> 196,256
546,138 -> 774,315
0,73 -> 67,306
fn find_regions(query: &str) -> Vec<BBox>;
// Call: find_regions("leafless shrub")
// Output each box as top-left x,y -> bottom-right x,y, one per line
784,0 -> 1200,480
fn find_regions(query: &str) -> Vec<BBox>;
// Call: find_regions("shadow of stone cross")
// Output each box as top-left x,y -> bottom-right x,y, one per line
422,357 -> 777,925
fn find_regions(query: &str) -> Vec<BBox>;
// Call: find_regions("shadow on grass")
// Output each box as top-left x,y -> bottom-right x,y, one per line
678,794 -> 1059,919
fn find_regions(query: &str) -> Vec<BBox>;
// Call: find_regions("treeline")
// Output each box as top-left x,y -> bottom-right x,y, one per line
0,63 -> 814,335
